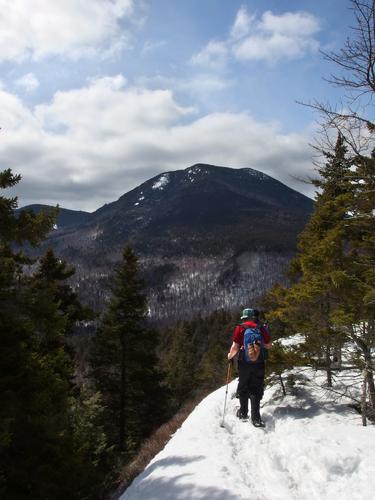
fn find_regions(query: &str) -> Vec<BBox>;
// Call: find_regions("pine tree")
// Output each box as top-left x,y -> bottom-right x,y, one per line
0,170 -> 77,498
327,150 -> 375,410
267,135 -> 352,386
91,246 -> 167,459
0,170 -> 105,498
162,322 -> 197,406
263,135 -> 375,418
32,247 -> 94,371
33,248 -> 91,329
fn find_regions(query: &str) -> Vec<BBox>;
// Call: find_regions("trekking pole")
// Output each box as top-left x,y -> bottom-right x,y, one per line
220,361 -> 232,428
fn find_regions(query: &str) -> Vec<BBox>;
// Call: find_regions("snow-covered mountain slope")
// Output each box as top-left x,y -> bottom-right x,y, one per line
38,164 -> 312,321
120,369 -> 375,500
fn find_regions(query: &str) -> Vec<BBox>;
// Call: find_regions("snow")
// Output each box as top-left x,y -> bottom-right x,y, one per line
278,333 -> 305,348
120,368 -> 375,500
87,228 -> 103,240
152,174 -> 170,190
245,168 -> 268,180
186,166 -> 210,182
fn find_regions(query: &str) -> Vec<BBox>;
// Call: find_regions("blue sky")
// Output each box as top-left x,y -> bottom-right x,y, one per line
0,0 -> 354,211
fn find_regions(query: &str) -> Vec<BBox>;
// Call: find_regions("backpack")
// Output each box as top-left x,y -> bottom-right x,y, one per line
242,323 -> 267,363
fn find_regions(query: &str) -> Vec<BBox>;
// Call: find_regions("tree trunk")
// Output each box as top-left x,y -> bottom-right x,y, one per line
361,369 -> 367,427
278,373 -> 286,396
332,346 -> 342,369
119,340 -> 126,452
365,358 -> 375,410
352,326 -> 375,410
326,345 -> 332,387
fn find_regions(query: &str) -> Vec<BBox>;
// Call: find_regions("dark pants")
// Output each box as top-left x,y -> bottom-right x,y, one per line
237,360 -> 265,418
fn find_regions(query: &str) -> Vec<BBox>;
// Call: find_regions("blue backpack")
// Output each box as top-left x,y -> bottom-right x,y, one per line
242,323 -> 266,363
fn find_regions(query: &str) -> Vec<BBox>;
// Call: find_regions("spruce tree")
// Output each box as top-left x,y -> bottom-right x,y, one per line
33,248 -> 91,330
91,246 -> 167,459
162,322 -> 197,406
268,135 -> 352,386
328,150 -> 375,409
263,135 -> 375,416
0,170 -> 105,499
0,170 -> 76,498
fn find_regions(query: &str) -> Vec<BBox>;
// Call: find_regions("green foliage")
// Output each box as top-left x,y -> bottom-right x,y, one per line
162,322 -> 197,406
0,170 -> 76,498
261,133 -> 375,401
0,170 -> 109,499
277,138 -> 351,368
91,246 -> 168,460
158,310 -> 236,408
0,169 -> 56,254
267,341 -> 305,376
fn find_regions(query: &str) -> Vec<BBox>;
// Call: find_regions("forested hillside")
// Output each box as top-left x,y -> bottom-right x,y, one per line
25,164 -> 313,322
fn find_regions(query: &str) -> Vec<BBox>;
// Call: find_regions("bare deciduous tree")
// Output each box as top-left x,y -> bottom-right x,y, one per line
303,0 -> 375,154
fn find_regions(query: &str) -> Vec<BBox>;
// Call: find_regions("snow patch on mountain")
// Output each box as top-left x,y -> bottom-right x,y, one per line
120,366 -> 375,500
186,165 -> 210,179
245,167 -> 268,180
152,174 -> 170,190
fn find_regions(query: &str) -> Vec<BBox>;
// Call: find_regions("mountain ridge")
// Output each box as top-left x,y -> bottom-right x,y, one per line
21,163 -> 314,320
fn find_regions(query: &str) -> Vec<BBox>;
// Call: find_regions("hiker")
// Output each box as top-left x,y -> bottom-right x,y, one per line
227,308 -> 271,427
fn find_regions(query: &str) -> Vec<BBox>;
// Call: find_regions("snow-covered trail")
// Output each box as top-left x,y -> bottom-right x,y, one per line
120,371 -> 375,500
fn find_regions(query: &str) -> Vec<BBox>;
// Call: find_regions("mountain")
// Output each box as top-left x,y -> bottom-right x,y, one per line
17,204 -> 91,229
49,163 -> 312,254
119,342 -> 373,500
28,164 -> 314,320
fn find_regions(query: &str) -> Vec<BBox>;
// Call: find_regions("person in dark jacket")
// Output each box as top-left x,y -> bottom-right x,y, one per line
227,308 -> 271,427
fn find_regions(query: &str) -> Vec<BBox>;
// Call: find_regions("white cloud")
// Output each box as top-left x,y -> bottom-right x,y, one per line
192,7 -> 320,68
14,73 -> 40,92
230,6 -> 253,41
138,73 -> 233,98
261,10 -> 319,36
234,10 -> 320,62
0,0 -> 135,61
0,76 -> 315,211
190,41 -> 228,70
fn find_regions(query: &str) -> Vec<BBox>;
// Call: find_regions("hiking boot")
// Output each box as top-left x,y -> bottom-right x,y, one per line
236,409 -> 248,420
252,417 -> 265,428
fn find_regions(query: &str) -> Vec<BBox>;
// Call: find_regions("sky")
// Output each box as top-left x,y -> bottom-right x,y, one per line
0,0 -> 355,211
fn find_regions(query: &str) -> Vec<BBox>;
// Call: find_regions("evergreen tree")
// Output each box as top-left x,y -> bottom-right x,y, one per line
162,322 -> 197,406
0,170 -> 76,498
158,309 -> 235,407
91,246 -> 167,459
263,135 -> 375,418
265,136 -> 352,386
32,247 -> 94,374
0,170 -> 105,498
327,150 -> 375,408
33,248 -> 92,332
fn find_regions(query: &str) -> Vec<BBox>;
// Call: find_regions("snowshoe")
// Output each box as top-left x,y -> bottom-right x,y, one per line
251,417 -> 265,428
236,409 -> 249,421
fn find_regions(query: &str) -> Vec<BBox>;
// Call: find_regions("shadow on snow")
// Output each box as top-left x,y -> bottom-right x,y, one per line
123,455 -> 242,500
